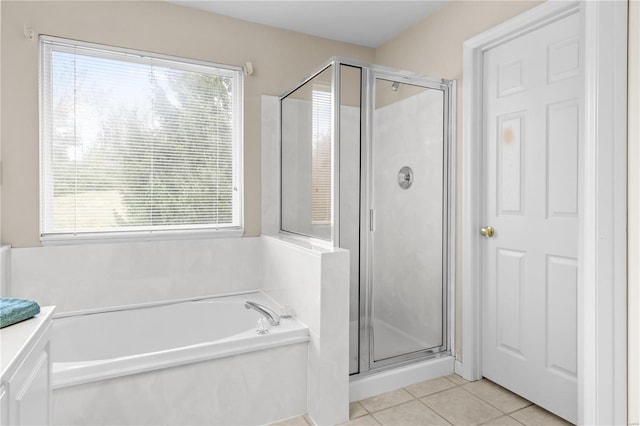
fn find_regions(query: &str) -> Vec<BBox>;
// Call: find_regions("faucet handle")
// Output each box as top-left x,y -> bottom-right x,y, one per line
280,305 -> 293,319
256,318 -> 269,335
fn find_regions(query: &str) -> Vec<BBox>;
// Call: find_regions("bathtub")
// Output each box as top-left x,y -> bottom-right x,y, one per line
52,292 -> 310,425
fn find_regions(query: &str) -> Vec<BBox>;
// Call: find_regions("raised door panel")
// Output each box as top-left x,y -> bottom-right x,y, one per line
547,101 -> 580,218
546,255 -> 578,378
497,114 -> 525,215
496,249 -> 526,357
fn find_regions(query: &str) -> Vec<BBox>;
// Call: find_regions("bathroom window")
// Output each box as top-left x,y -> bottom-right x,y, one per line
39,36 -> 243,242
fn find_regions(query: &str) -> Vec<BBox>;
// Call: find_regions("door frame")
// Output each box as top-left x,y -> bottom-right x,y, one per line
461,1 -> 627,425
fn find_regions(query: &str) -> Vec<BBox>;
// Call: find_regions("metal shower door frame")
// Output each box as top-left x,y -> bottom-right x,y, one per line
358,66 -> 456,375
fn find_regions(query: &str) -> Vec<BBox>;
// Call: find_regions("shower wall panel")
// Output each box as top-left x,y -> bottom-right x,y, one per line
281,99 -> 313,236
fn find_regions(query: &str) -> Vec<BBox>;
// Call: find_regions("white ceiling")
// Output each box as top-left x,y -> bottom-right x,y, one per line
168,1 -> 447,48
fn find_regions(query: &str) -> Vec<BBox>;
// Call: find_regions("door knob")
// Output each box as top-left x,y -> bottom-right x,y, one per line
480,226 -> 494,238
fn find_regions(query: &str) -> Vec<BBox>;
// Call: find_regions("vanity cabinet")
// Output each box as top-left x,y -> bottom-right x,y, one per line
0,307 -> 54,426
0,384 -> 8,424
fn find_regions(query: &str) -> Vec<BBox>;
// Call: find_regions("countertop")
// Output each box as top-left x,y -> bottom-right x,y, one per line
0,306 -> 55,382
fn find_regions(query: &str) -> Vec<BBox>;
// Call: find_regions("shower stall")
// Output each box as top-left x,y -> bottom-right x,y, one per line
280,58 -> 455,377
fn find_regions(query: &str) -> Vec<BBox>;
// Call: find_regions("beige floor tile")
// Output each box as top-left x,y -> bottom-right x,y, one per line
339,414 -> 380,426
446,374 -> 470,385
422,387 -> 502,425
359,388 -> 414,413
271,415 -> 310,426
350,402 -> 368,420
463,380 -> 531,413
405,377 -> 456,398
510,406 -> 572,426
373,400 -> 450,426
481,415 -> 524,425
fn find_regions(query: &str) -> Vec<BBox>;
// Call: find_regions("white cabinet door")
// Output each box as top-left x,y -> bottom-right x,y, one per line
0,385 -> 8,425
12,351 -> 50,426
7,326 -> 52,426
481,10 -> 581,424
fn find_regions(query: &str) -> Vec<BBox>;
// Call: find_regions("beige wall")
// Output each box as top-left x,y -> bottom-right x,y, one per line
0,0 -> 374,247
628,0 -> 639,422
375,0 -> 542,361
0,0 -> 3,245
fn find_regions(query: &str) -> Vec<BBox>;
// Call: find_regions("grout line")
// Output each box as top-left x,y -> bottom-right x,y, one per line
418,384 -> 508,425
367,413 -> 384,425
349,402 -> 367,413
358,389 -> 417,415
507,415 -> 527,425
503,402 -> 534,415
477,414 -> 527,426
361,399 -> 415,415
461,381 -> 535,416
442,375 -> 459,386
416,397 -> 453,425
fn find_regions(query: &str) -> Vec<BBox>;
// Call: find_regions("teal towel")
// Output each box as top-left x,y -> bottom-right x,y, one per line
0,298 -> 41,329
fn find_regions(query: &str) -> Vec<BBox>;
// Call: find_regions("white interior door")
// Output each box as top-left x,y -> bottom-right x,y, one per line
481,10 -> 581,424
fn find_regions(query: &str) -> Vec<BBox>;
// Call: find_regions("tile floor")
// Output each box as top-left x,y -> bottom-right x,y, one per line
273,374 -> 573,426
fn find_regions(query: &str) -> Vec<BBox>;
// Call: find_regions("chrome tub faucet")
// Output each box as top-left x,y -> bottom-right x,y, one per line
244,301 -> 281,326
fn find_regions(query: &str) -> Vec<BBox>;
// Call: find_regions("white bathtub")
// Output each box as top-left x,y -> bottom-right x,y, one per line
52,292 -> 310,425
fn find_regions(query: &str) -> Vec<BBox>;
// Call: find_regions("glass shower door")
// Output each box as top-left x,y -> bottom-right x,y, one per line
369,77 -> 447,366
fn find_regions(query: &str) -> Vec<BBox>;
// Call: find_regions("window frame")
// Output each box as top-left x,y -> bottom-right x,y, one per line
39,36 -> 244,245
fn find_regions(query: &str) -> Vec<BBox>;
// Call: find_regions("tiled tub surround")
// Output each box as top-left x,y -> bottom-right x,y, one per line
9,237 -> 262,314
52,292 -> 309,425
261,95 -> 281,236
8,235 -> 350,425
54,345 -> 308,426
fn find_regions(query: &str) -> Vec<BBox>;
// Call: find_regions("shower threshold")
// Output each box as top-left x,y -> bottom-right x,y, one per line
349,353 -> 454,402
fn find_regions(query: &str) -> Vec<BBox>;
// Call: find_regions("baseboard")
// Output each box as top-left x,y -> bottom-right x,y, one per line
454,360 -> 464,377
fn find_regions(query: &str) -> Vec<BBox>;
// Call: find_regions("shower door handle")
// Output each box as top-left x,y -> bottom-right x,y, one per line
480,226 -> 494,238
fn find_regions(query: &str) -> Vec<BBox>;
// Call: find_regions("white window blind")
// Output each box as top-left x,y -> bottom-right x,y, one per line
40,37 -> 243,240
311,88 -> 332,224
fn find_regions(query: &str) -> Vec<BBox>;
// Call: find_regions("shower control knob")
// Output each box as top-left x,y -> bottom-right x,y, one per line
480,226 -> 495,238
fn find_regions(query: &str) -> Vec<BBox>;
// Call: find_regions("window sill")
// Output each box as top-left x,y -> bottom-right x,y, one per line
40,228 -> 244,246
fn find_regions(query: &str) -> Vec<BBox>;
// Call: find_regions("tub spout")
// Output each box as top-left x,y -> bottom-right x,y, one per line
244,301 -> 280,326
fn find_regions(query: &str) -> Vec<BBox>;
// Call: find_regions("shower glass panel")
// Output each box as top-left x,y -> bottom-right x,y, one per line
338,65 -> 362,375
370,78 -> 445,364
281,65 -> 334,240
